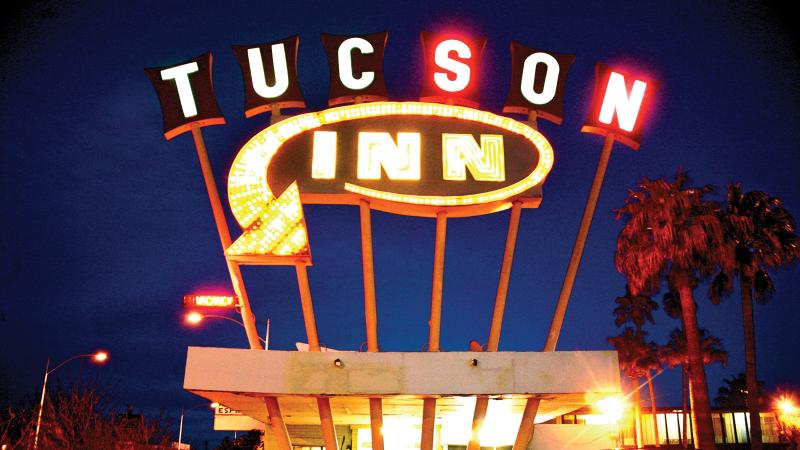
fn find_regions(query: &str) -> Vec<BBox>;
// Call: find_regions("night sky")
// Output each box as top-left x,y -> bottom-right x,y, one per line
1,1 -> 798,447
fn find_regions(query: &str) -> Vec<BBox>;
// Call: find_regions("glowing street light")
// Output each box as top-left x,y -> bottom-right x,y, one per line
778,398 -> 797,416
596,396 -> 626,450
178,401 -> 219,447
34,350 -> 109,449
597,396 -> 626,423
184,312 -> 268,347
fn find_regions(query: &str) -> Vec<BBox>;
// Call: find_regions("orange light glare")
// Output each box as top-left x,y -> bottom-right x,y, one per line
93,351 -> 109,363
596,396 -> 625,422
186,312 -> 203,324
210,402 -> 220,409
779,398 -> 797,415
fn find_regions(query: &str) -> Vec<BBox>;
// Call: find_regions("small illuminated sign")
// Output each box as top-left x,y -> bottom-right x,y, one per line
183,295 -> 238,308
419,33 -> 486,107
582,62 -> 657,150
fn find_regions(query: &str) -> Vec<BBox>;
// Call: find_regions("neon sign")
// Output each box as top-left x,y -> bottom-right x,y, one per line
225,101 -> 554,258
147,32 -> 657,260
183,295 -> 238,308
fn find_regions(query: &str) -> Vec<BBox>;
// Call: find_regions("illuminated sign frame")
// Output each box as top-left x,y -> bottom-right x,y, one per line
224,101 -> 554,259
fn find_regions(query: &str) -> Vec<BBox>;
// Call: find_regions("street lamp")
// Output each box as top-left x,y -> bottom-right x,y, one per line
177,401 -> 217,448
184,312 -> 269,347
34,350 -> 109,449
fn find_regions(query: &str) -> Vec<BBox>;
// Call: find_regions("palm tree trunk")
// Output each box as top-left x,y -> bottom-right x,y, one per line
633,378 -> 643,448
677,282 -> 715,450
682,366 -> 689,448
740,273 -> 763,449
647,370 -> 661,447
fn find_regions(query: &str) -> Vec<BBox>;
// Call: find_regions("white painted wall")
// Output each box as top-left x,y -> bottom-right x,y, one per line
529,424 -> 619,450
184,348 -> 620,396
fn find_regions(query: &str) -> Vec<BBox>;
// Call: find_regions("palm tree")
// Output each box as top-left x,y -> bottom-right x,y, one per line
613,285 -> 659,330
615,170 -> 733,449
660,327 -> 727,448
609,327 -> 659,448
714,372 -> 764,410
613,286 -> 662,447
709,184 -> 800,449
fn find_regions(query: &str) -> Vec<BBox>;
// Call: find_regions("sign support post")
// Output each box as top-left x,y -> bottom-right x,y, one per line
359,199 -> 384,450
190,125 -> 263,351
544,132 -> 615,351
516,134 -> 615,448
421,210 -> 448,450
259,109 -> 338,449
469,201 -> 524,450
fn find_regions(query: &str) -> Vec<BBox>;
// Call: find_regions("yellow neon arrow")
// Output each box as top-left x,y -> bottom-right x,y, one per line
225,182 -> 310,259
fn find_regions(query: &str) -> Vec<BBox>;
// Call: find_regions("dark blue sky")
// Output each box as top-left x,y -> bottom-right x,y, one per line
1,0 -> 798,446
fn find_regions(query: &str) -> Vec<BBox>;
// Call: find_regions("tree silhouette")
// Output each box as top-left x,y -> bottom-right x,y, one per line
615,170 -> 733,449
709,184 -> 800,449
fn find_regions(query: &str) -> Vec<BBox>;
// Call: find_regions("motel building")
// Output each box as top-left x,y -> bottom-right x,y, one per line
148,32 -> 664,449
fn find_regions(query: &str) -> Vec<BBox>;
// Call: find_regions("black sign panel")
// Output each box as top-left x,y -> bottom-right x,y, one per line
321,32 -> 389,106
232,36 -> 306,118
503,41 -> 575,125
145,53 -> 225,140
267,116 -> 538,199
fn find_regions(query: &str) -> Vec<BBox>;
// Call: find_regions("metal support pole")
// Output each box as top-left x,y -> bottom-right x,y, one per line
359,199 -> 379,351
468,203 -> 524,450
513,398 -> 540,450
359,199 -> 383,450
177,408 -> 184,448
295,265 -> 321,351
270,103 -> 283,124
543,133 -> 615,351
317,397 -> 338,450
467,396 -> 489,450
33,358 -> 49,449
264,318 -> 270,351
421,398 -> 437,450
428,211 -> 447,352
190,125 -> 262,350
487,201 -> 523,351
369,397 -> 385,450
293,262 -> 338,448
265,397 -> 292,450
421,211 -> 447,450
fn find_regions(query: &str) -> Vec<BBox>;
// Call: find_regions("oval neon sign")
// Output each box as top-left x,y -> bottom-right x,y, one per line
226,101 -> 554,257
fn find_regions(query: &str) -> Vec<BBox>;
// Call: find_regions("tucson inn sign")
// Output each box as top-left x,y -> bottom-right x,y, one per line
147,31 -> 656,450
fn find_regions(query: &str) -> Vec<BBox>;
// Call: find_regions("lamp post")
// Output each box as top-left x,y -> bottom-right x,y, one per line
177,402 -> 218,448
185,312 -> 268,346
33,351 -> 109,449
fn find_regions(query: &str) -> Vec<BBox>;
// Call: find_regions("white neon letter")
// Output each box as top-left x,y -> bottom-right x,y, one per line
160,62 -> 200,117
357,132 -> 421,180
338,38 -> 375,90
442,134 -> 505,182
433,39 -> 471,92
247,44 -> 289,98
598,72 -> 647,132
520,52 -> 559,105
311,131 -> 337,179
